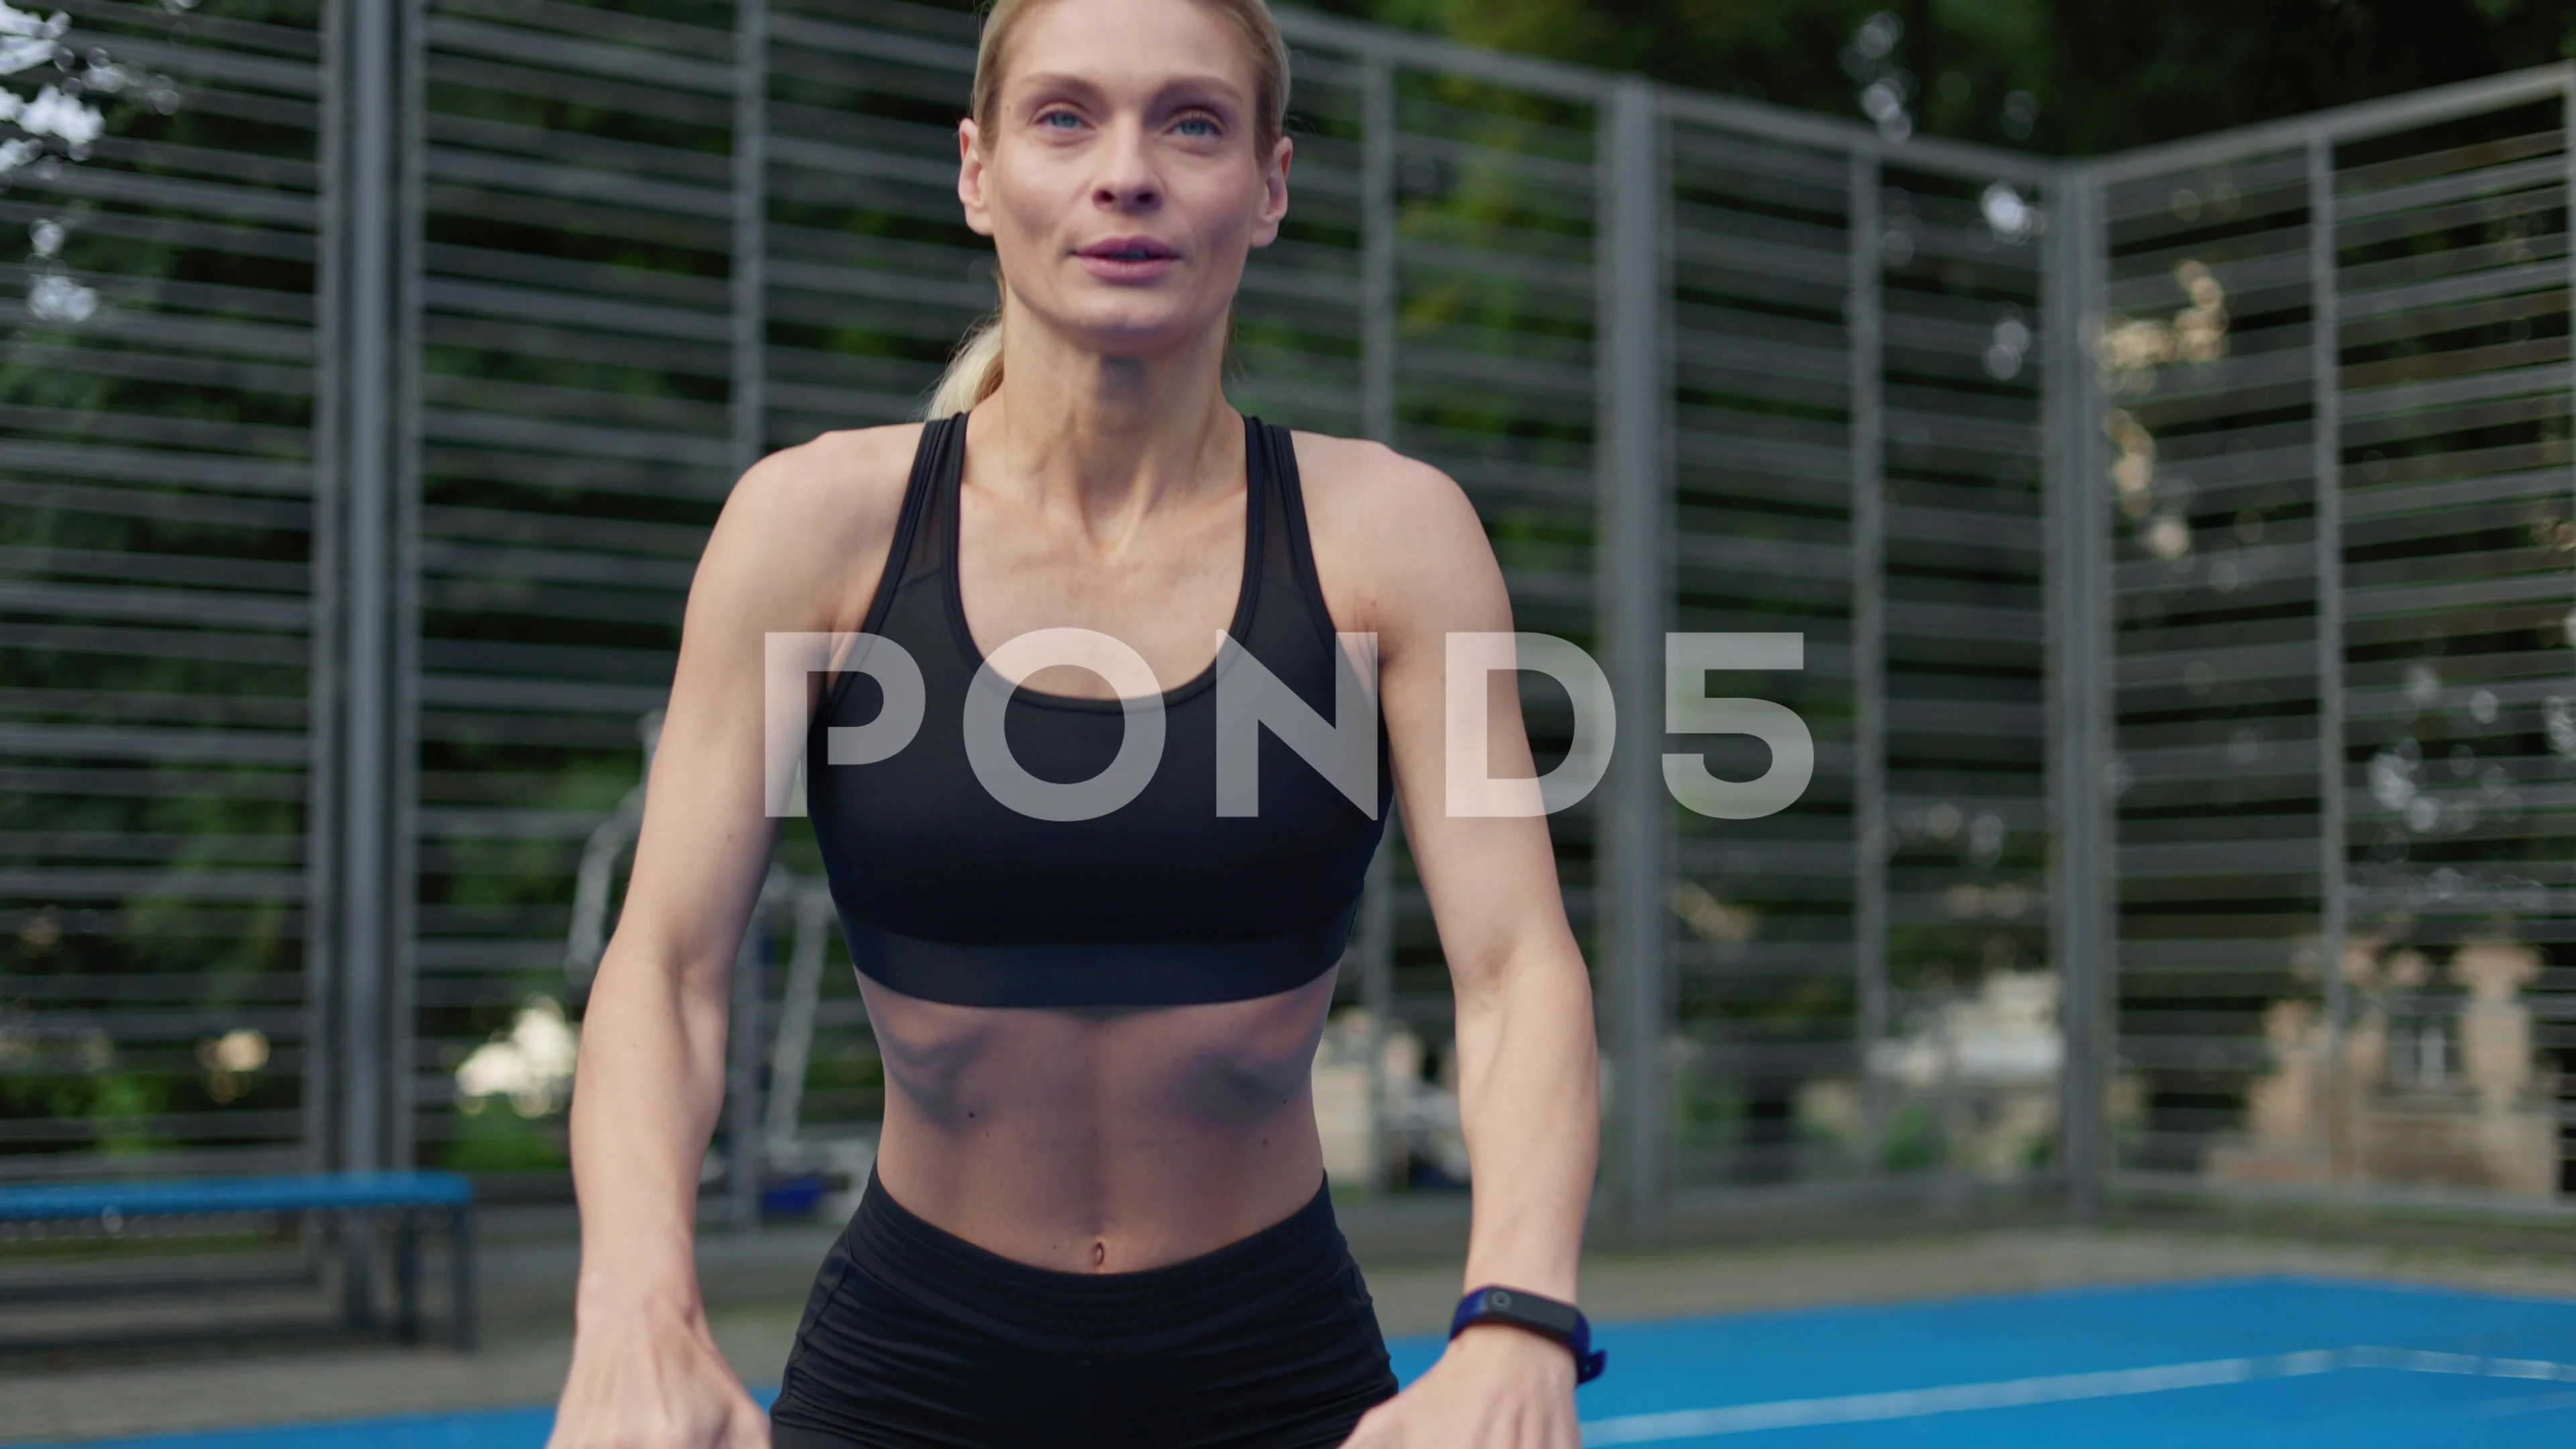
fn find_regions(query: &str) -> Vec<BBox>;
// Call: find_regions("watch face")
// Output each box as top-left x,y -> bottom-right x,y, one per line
1454,1288 -> 1603,1381
1464,1287 -> 1583,1339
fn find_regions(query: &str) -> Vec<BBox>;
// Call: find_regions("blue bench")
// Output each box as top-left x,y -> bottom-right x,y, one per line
0,1171 -> 476,1350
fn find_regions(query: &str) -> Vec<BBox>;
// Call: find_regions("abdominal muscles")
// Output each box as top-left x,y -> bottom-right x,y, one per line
859,968 -> 1337,1273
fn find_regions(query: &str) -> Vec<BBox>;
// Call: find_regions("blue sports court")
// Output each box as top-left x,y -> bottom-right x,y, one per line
34,1276 -> 2575,1448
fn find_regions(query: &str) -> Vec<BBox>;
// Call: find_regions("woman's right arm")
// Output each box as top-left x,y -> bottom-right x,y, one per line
547,428 -> 913,1449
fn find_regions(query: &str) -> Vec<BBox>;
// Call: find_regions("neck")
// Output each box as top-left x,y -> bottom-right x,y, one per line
967,302 -> 1240,537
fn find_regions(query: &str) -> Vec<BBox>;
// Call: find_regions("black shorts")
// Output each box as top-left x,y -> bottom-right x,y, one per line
769,1169 -> 1401,1449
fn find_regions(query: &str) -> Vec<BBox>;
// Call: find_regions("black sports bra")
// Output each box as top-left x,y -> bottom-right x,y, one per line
805,414 -> 1393,1008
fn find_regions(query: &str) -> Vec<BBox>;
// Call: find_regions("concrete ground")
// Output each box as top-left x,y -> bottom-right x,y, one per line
7,1210 -> 2576,1444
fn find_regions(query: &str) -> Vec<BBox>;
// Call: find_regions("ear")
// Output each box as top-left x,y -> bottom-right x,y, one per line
1250,134 -> 1292,249
958,118 -> 997,238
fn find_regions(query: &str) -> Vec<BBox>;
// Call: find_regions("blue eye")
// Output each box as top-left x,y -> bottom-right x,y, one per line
1175,115 -> 1219,138
1038,110 -> 1082,129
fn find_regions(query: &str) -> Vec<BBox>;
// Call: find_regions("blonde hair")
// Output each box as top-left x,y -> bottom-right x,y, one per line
922,0 -> 1291,420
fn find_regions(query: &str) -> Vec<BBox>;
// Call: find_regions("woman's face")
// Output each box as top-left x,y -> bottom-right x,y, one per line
957,0 -> 1289,359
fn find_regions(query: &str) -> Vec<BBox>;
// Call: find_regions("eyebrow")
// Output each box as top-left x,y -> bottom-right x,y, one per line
1012,70 -> 1249,109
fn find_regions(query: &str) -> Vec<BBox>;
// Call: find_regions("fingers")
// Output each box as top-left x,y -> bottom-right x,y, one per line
545,1408 -> 749,1449
542,1341 -> 757,1449
1338,1378 -> 1582,1449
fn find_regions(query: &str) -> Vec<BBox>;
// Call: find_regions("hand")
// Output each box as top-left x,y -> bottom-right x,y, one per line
1340,1323 -> 1580,1448
546,1295 -> 770,1449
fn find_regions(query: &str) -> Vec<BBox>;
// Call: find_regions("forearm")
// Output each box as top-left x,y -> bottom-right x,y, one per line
566,942 -> 734,1319
1450,940 -> 1599,1301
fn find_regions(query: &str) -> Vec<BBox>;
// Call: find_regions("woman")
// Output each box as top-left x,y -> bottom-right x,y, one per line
546,0 -> 1599,1444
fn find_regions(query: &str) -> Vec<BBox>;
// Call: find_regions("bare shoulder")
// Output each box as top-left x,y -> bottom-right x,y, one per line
1287,430 -> 1501,635
1288,431 -> 1477,538
695,421 -> 924,636
722,421 -> 921,544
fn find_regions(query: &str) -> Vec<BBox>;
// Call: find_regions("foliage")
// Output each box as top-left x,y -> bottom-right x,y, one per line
1339,0 -> 2576,154
439,1098 -> 572,1173
2,1 -> 337,1173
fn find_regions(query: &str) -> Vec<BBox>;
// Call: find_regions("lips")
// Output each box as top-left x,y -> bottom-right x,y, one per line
1073,235 -> 1181,284
1077,237 -> 1179,261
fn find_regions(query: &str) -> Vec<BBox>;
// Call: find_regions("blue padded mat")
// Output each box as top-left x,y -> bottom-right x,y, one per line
40,1276 -> 2576,1448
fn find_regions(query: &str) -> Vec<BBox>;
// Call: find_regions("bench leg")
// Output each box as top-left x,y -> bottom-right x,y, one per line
395,1212 -> 422,1343
341,1210 -> 374,1332
451,1203 -> 478,1353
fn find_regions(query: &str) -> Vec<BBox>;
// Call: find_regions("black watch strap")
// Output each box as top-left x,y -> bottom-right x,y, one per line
1449,1285 -> 1607,1384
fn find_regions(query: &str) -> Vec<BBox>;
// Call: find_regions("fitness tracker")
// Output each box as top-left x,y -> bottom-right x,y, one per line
1448,1285 -> 1607,1384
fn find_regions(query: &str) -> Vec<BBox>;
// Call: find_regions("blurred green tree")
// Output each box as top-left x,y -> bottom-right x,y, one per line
1335,0 -> 2576,153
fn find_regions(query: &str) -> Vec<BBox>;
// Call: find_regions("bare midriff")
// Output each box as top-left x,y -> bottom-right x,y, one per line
859,967 -> 1337,1273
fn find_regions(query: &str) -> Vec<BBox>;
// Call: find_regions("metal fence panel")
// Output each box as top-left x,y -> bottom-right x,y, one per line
2099,137 -> 2331,1189
2096,80 -> 2575,1208
1655,105 -> 2059,1208
749,0 -> 989,1173
408,0 -> 743,1181
1279,21 -> 1610,1198
4,0 -> 2568,1218
1659,112 -> 1865,1198
2326,95 -> 2575,1205
1871,156 -> 2056,1198
1,0 -> 323,1181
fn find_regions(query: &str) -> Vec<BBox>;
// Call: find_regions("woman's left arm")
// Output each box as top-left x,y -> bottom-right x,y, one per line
1314,440 -> 1599,1449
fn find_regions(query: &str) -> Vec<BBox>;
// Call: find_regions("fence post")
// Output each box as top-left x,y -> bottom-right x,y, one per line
2043,164 -> 2112,1224
1596,78 -> 1671,1236
306,0 -> 349,1197
2307,131 -> 2351,1183
1354,54 -> 1401,1198
1356,815 -> 1399,1195
733,0 -> 768,478
317,0 -> 407,1326
1360,53 -> 1397,451
387,0 -> 429,1196
1844,152 -> 1890,1176
727,891 -> 767,1234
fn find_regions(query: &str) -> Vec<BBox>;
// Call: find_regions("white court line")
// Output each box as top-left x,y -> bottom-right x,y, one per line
2478,1389 -> 2576,1419
1577,1346 -> 2576,1445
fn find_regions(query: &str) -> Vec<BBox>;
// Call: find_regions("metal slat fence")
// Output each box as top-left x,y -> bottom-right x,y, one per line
1,0 -> 323,1181
1,0 -> 2568,1224
407,0 -> 743,1182
2090,72 -> 2576,1209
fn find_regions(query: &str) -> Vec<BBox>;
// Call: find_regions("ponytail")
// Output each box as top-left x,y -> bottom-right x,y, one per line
923,310 -> 1005,420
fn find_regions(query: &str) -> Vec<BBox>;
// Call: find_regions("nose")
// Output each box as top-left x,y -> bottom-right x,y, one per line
1092,117 -> 1161,211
